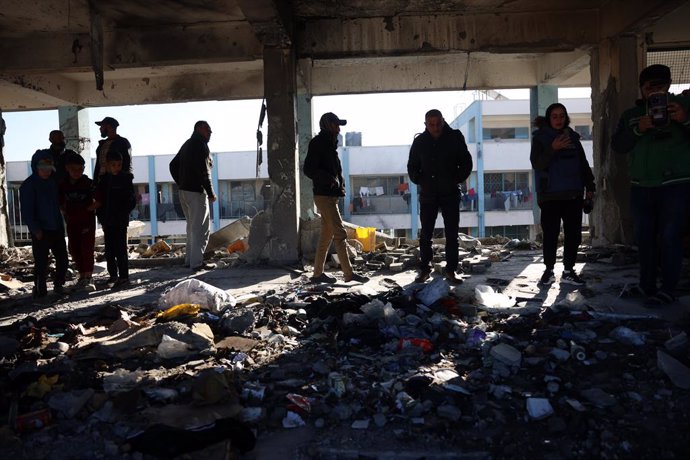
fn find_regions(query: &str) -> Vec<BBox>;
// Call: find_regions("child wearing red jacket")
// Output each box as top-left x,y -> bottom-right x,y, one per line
59,153 -> 96,292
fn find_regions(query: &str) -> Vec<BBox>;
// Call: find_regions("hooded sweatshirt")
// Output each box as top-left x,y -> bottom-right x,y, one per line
20,150 -> 64,235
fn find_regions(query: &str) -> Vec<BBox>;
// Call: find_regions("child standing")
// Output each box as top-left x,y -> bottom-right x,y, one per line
59,153 -> 96,292
94,151 -> 136,289
20,150 -> 69,300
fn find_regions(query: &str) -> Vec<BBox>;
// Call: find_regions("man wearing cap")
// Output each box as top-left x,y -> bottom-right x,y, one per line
304,112 -> 369,284
612,64 -> 690,306
408,109 -> 473,284
20,149 -> 69,300
169,121 -> 216,272
93,116 -> 131,187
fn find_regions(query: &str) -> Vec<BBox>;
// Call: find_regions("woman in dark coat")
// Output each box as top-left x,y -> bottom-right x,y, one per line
530,103 -> 595,286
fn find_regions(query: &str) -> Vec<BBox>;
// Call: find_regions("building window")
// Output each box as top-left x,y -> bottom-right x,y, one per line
483,172 -> 532,211
574,125 -> 592,140
350,175 -> 410,214
217,179 -> 270,218
156,183 -> 186,222
482,127 -> 530,140
132,184 -> 151,220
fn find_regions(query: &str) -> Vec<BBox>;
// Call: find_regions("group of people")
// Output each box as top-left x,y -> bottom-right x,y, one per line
20,117 -> 218,301
18,63 -> 689,307
20,117 -> 135,301
532,63 -> 690,307
307,64 -> 690,309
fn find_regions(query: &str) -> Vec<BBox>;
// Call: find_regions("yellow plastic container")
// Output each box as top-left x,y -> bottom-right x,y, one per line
355,227 -> 376,252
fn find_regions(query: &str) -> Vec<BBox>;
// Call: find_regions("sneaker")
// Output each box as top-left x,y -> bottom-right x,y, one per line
310,272 -> 337,284
414,268 -> 432,283
111,278 -> 130,289
538,269 -> 555,286
53,284 -> 66,295
344,273 -> 369,283
443,270 -> 463,284
561,270 -> 585,286
83,278 -> 96,292
100,277 -> 117,286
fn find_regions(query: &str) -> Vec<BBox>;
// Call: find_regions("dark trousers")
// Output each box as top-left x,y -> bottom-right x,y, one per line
419,193 -> 460,272
539,198 -> 583,271
104,224 -> 129,279
67,224 -> 95,275
31,229 -> 68,296
631,183 -> 690,295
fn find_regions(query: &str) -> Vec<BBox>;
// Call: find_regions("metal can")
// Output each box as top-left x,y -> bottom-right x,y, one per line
328,372 -> 346,397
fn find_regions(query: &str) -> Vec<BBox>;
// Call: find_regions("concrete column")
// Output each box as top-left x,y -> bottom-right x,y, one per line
589,36 -> 642,245
147,155 -> 158,242
529,85 -> 558,236
474,102 -> 486,237
0,108 -> 9,247
211,153 -> 220,231
341,147 -> 351,221
246,46 -> 299,263
58,106 -> 91,165
297,92 -> 314,219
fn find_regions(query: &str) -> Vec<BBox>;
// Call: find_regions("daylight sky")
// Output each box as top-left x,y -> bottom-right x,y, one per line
1,88 -> 590,163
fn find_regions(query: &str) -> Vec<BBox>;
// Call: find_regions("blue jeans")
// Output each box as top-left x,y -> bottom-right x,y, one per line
630,184 -> 690,295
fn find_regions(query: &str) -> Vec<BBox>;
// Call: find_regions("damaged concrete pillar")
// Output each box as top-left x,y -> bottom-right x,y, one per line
246,47 -> 300,263
529,85 -> 557,236
0,108 -> 10,247
297,92 -> 314,220
589,36 -> 642,246
58,106 -> 91,166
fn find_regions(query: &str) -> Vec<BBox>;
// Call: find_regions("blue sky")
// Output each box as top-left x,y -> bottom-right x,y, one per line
1,88 -> 590,163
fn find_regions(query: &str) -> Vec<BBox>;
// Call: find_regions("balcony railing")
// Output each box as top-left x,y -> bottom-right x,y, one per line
351,195 -> 410,214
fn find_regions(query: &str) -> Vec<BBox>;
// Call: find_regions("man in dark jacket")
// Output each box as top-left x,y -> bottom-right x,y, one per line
304,112 -> 368,284
46,130 -> 78,184
407,109 -> 473,284
93,116 -> 132,187
169,121 -> 216,272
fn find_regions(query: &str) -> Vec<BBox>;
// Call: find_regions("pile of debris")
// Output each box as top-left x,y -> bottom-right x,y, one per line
1,240 -> 689,458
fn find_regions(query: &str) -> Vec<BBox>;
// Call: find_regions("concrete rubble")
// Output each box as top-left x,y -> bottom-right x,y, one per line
0,229 -> 689,459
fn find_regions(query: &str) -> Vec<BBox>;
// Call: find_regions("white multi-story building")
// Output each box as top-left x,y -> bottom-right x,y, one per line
6,97 -> 593,243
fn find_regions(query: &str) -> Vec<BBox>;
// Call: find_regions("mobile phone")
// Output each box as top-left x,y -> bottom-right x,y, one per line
647,91 -> 669,127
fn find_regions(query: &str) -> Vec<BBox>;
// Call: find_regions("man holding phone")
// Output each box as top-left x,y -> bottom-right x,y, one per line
612,64 -> 690,306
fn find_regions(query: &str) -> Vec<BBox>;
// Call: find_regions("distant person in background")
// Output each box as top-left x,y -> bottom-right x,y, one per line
304,112 -> 369,284
93,117 -> 131,187
94,151 -> 136,289
612,64 -> 690,306
20,151 -> 68,301
46,130 -> 78,184
407,109 -> 473,284
60,153 -> 96,293
169,121 -> 216,273
531,103 -> 595,287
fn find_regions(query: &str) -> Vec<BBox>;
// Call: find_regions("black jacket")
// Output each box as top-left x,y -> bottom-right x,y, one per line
303,130 -> 345,197
407,123 -> 472,200
169,132 -> 214,196
94,172 -> 136,227
93,136 -> 132,187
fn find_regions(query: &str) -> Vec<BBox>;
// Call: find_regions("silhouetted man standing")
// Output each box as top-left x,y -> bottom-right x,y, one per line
93,116 -> 131,187
408,109 -> 472,284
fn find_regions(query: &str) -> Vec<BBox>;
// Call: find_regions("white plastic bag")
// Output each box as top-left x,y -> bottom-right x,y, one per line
158,278 -> 236,313
474,284 -> 516,309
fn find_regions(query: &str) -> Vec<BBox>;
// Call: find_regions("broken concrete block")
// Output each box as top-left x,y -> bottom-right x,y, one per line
490,343 -> 522,367
658,349 -> 690,390
389,262 -> 404,272
526,398 -> 554,420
